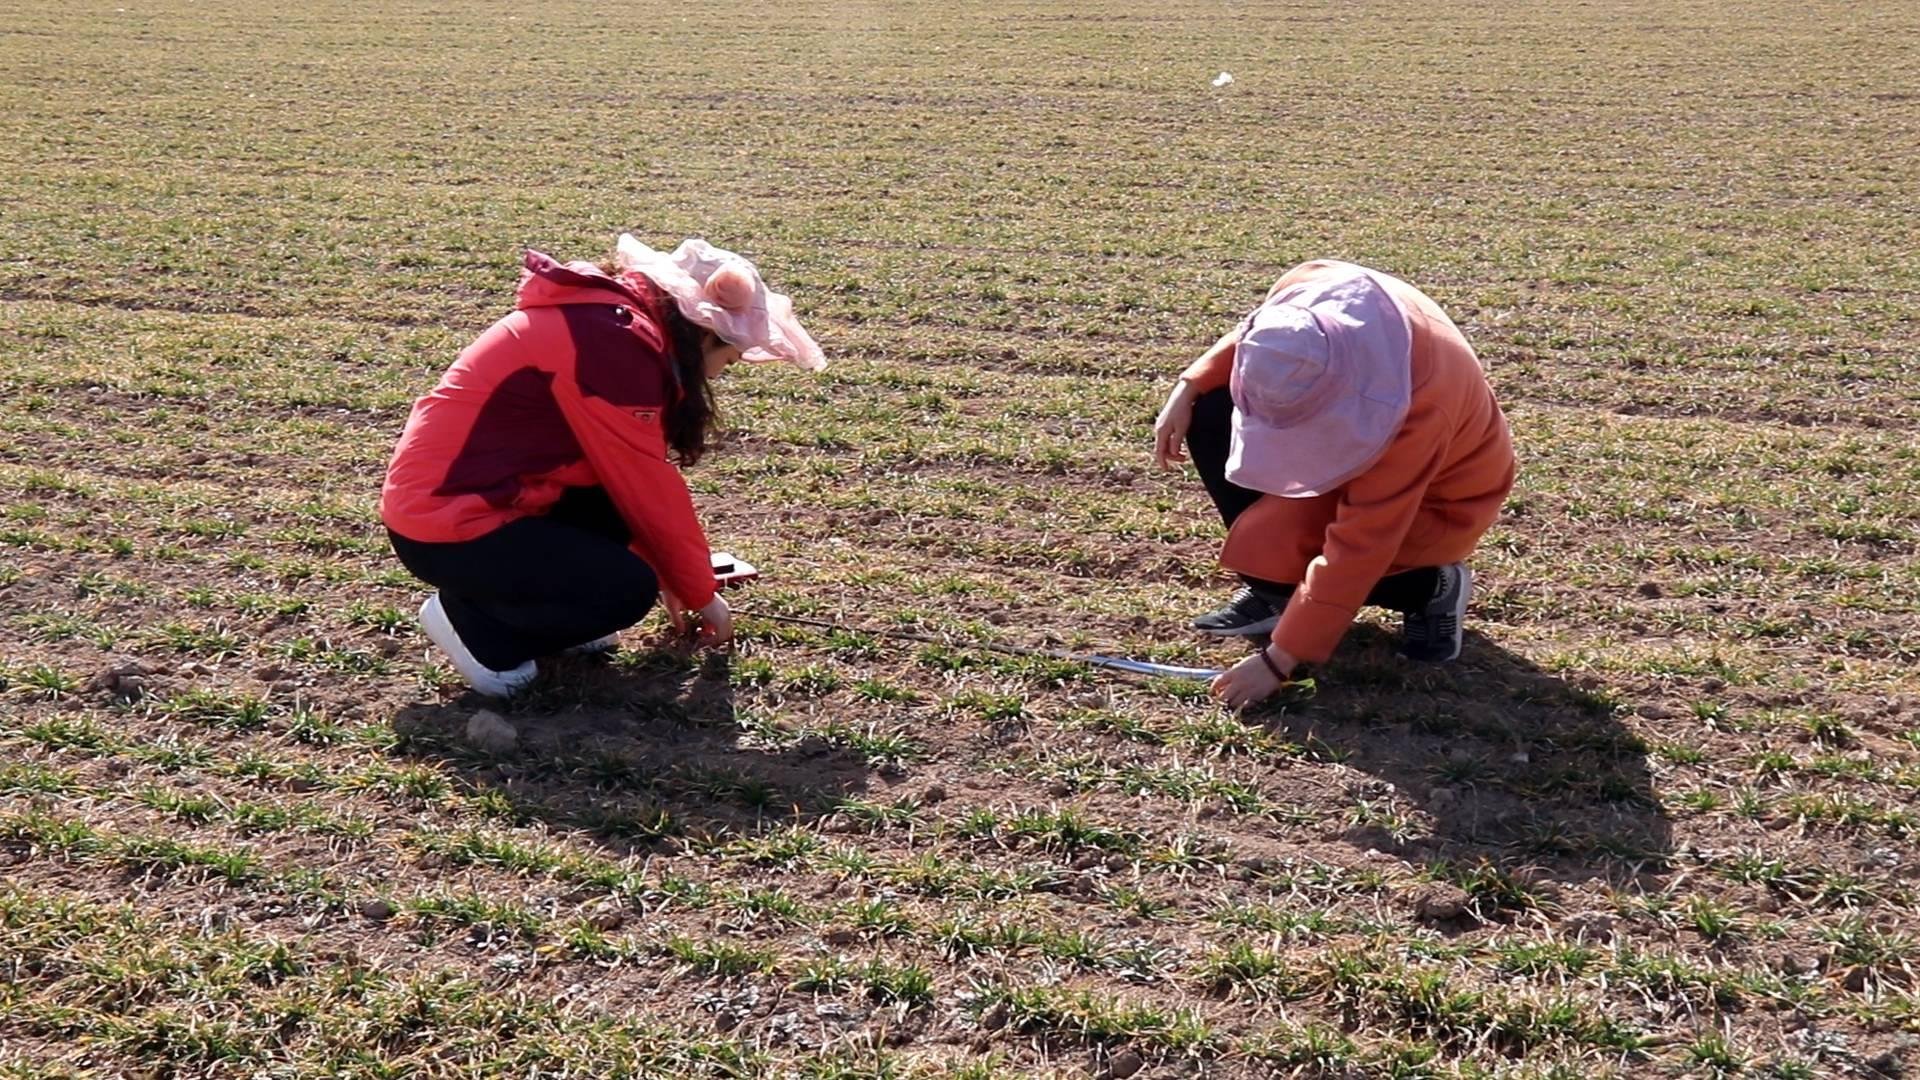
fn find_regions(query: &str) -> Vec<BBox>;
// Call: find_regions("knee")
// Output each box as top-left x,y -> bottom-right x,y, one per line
593,558 -> 660,628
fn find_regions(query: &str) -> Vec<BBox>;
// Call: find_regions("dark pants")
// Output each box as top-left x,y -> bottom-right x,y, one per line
1186,387 -> 1439,612
390,487 -> 659,670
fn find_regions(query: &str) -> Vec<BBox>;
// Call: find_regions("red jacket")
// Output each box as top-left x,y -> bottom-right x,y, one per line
381,252 -> 718,609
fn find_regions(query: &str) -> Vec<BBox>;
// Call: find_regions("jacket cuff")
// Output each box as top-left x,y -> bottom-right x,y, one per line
672,575 -> 719,611
1271,590 -> 1357,665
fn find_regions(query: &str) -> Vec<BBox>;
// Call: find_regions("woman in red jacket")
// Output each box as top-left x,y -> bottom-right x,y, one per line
1152,261 -> 1514,708
381,235 -> 824,696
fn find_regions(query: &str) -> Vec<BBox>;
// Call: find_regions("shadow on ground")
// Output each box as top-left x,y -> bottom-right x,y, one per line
1263,626 -> 1672,894
385,646 -> 875,854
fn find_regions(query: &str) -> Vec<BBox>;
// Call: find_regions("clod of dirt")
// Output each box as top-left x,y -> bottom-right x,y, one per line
1778,953 -> 1819,976
978,1001 -> 1009,1031
1638,703 -> 1678,720
1636,581 -> 1664,598
465,710 -> 518,754
1105,853 -> 1130,871
1412,883 -> 1472,922
586,906 -> 624,932
1864,1049 -> 1904,1078
823,928 -> 858,947
1563,911 -> 1617,942
921,784 -> 947,804
88,658 -> 152,701
1071,851 -> 1103,871
252,664 -> 286,682
358,899 -> 395,922
1101,1049 -> 1145,1080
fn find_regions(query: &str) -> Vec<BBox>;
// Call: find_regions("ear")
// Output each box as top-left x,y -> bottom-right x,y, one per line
705,264 -> 756,313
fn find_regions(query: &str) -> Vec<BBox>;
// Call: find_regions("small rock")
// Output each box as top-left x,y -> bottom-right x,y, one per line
1104,1049 -> 1145,1080
465,709 -> 518,754
1045,781 -> 1074,799
979,1001 -> 1010,1031
823,928 -> 859,947
1637,703 -> 1677,721
1635,582 -> 1663,599
586,908 -> 624,932
1412,883 -> 1472,922
358,899 -> 395,922
252,664 -> 285,682
713,1012 -> 739,1033
920,784 -> 947,804
1071,851 -> 1103,871
1429,786 -> 1460,809
1105,853 -> 1130,871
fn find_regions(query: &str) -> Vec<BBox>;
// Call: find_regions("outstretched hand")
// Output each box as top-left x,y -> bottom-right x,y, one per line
660,591 -> 733,648
1210,645 -> 1297,710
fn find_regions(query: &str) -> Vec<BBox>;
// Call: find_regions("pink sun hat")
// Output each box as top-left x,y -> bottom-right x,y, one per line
614,234 -> 826,371
1225,267 -> 1414,498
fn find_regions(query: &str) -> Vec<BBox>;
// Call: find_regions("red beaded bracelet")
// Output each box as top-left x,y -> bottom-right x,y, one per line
1257,646 -> 1288,683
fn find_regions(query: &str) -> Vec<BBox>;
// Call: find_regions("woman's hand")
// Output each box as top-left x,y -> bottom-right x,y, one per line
662,590 -> 689,635
1210,644 -> 1297,710
693,593 -> 734,648
1153,379 -> 1200,469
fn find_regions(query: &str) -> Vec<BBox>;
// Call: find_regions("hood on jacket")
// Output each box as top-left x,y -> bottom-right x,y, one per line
515,250 -> 652,311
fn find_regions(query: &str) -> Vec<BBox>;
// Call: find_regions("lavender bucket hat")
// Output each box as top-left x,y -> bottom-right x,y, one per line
1225,268 -> 1414,498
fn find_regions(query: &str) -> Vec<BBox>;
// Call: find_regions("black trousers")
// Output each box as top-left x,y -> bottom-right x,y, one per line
1186,387 -> 1439,613
390,487 -> 659,670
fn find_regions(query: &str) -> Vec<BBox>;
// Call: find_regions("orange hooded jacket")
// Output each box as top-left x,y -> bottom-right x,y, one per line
1181,261 -> 1515,663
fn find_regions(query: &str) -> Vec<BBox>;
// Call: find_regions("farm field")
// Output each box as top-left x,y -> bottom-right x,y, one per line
2,0 -> 1919,1076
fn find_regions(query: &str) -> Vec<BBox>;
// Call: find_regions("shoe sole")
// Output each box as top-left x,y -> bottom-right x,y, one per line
1421,566 -> 1471,663
420,595 -> 536,696
1442,566 -> 1472,661
1194,615 -> 1280,638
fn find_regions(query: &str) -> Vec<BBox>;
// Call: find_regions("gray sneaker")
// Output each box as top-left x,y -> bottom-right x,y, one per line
1191,586 -> 1280,637
1402,563 -> 1471,662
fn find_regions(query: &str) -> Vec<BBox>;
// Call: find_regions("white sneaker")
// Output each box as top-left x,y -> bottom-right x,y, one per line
419,593 -> 537,697
565,633 -> 620,656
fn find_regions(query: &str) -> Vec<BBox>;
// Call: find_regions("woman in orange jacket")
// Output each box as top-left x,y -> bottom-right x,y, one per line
1152,260 -> 1515,708
381,235 -> 824,696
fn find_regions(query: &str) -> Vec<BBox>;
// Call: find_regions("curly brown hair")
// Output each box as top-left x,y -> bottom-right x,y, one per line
602,265 -> 720,466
